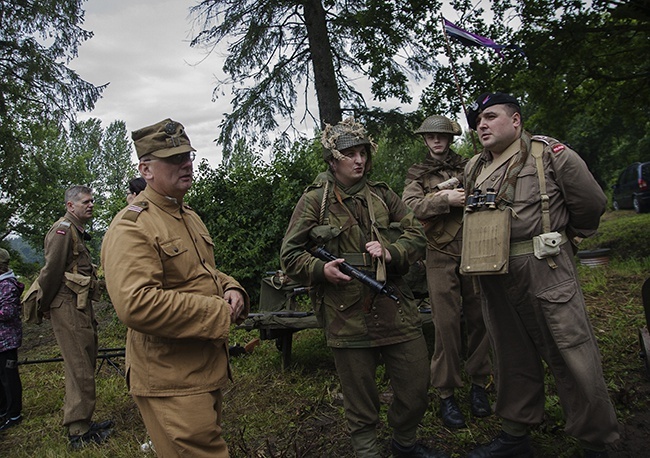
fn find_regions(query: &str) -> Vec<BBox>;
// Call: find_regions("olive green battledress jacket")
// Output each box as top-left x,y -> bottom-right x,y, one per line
280,171 -> 426,348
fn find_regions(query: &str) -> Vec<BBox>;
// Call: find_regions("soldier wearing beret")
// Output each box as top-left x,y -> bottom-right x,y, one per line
101,119 -> 249,458
402,115 -> 492,429
462,93 -> 619,457
280,118 -> 448,458
37,185 -> 113,448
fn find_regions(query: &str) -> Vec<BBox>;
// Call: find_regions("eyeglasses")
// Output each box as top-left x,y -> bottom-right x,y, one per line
142,152 -> 196,165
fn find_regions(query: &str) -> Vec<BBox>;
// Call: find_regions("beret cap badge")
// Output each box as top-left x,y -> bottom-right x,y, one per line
466,92 -> 520,130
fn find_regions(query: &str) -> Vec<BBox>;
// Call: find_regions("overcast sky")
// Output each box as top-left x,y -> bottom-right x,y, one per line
71,0 -> 446,167
71,0 -> 234,166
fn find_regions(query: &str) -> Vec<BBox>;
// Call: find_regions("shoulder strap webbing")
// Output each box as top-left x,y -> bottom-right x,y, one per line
530,141 -> 558,269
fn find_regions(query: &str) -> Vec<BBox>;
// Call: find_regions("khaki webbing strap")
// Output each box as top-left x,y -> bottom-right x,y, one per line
510,231 -> 567,256
530,142 -> 557,269
474,146 -> 519,189
364,186 -> 387,282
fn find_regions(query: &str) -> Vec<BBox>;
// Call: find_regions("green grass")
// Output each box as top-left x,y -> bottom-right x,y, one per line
4,210 -> 649,456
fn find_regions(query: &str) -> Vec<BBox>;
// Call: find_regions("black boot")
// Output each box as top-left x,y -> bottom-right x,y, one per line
390,439 -> 450,458
467,431 -> 532,457
469,384 -> 492,418
69,428 -> 112,450
440,396 -> 466,428
583,449 -> 608,458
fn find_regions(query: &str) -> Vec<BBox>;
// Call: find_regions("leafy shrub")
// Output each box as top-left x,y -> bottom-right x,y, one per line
579,211 -> 650,260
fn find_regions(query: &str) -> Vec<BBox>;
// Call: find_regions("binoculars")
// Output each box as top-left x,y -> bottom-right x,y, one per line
465,188 -> 497,211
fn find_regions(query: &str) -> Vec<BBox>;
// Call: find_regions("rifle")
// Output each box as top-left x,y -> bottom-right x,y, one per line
311,246 -> 400,303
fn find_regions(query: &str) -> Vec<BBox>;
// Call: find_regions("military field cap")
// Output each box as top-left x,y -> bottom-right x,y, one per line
321,117 -> 377,161
466,92 -> 520,130
0,248 -> 9,264
414,115 -> 462,136
132,118 -> 196,159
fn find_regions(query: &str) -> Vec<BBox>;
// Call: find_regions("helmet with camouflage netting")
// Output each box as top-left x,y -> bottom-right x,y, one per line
321,117 -> 377,162
414,115 -> 462,136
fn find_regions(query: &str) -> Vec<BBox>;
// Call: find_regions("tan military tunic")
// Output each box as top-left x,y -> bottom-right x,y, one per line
102,187 -> 249,458
464,132 -> 619,446
101,187 -> 249,397
38,212 -> 98,431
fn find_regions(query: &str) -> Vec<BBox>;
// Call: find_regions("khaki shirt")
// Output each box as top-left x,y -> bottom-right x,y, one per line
465,132 -> 606,242
101,187 -> 249,396
38,212 -> 94,311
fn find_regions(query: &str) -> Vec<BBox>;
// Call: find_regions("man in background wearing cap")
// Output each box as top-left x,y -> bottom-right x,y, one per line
0,248 -> 24,432
280,118 -> 448,458
101,119 -> 249,458
462,93 -> 619,457
402,115 -> 492,429
37,185 -> 113,448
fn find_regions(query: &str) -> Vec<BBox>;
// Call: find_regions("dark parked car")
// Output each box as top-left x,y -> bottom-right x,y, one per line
612,161 -> 650,213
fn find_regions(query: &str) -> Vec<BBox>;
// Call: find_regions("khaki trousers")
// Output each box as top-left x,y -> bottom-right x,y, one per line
426,241 -> 491,394
480,247 -> 619,446
134,390 -> 227,458
50,297 -> 97,432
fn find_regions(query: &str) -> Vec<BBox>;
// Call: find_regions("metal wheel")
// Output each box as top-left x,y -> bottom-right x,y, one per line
633,196 -> 641,213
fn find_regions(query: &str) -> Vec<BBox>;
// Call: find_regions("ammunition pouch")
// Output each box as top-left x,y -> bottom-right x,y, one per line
532,231 -> 564,259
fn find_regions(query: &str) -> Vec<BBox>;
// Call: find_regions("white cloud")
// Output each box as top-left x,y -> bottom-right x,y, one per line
71,0 -> 226,166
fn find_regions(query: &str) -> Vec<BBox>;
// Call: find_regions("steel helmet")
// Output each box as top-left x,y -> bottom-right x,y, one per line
321,117 -> 376,161
414,115 -> 462,136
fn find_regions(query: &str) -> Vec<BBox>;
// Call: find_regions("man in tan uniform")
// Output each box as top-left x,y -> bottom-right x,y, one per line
38,185 -> 112,449
101,119 -> 249,458
402,115 -> 492,429
462,92 -> 619,457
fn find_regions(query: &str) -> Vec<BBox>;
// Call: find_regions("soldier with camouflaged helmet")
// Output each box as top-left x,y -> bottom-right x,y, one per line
462,92 -> 620,458
280,118 -> 448,458
402,115 -> 492,429
101,119 -> 249,458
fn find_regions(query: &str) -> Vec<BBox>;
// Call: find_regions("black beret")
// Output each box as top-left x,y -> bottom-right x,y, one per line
466,92 -> 520,130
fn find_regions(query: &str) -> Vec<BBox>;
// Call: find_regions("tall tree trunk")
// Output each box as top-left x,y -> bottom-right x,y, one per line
303,0 -> 342,128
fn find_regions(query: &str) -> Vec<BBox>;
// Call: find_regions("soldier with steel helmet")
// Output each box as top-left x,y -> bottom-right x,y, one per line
402,115 -> 492,429
281,118 -> 448,457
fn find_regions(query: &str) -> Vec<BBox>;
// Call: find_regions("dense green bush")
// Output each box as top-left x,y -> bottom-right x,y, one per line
579,211 -> 650,260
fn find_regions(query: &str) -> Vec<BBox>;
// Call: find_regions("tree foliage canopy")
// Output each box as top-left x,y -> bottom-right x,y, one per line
0,0 -> 106,242
190,0 -> 441,155
421,0 -> 650,184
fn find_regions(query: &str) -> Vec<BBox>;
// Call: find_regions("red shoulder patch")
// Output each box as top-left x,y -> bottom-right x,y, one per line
552,144 -> 566,154
56,230 -> 66,235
